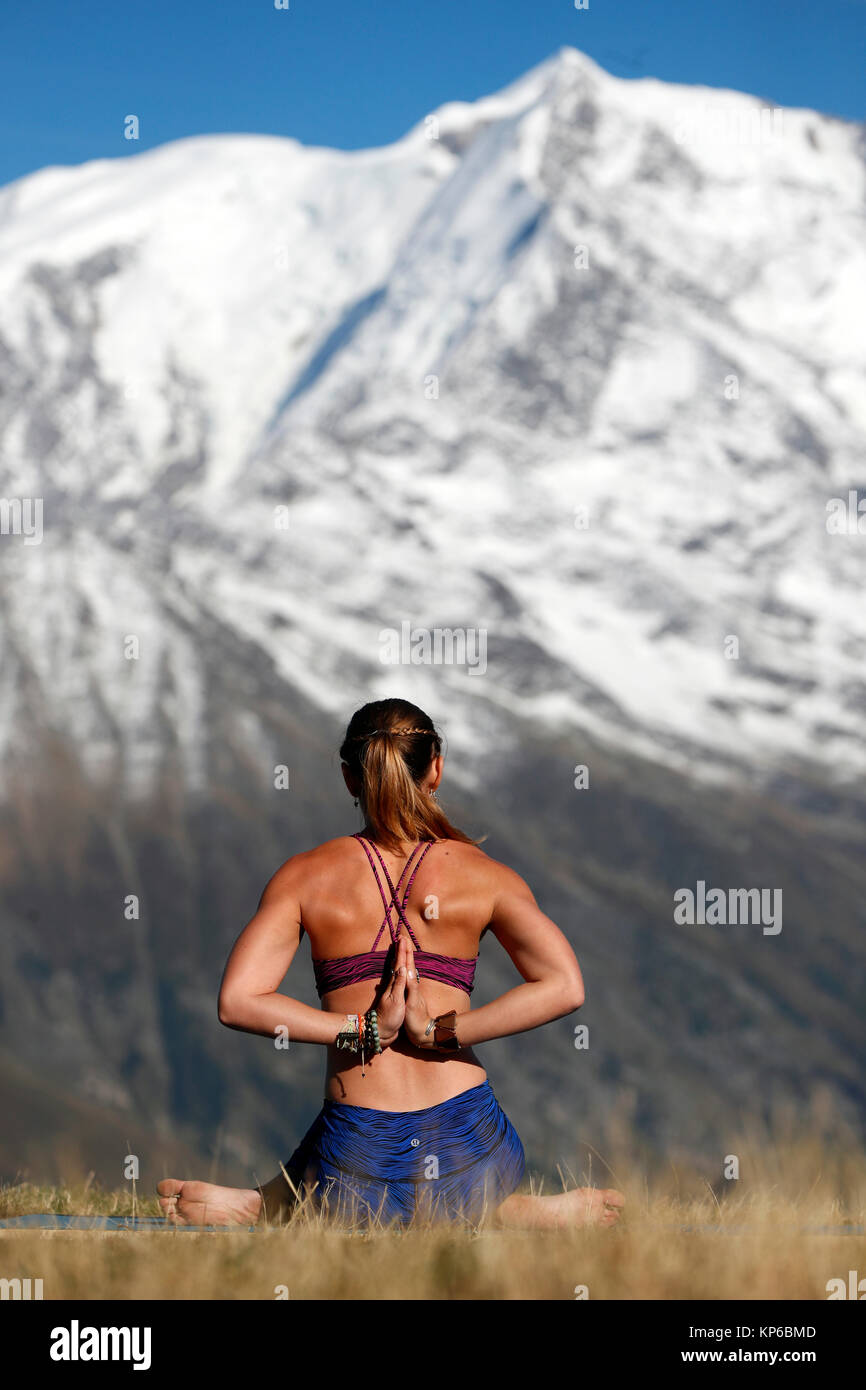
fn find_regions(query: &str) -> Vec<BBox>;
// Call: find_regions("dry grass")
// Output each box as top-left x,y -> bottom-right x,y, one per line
1,1132 -> 864,1299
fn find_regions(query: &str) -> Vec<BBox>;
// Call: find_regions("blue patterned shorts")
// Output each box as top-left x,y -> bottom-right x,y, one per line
283,1079 -> 525,1226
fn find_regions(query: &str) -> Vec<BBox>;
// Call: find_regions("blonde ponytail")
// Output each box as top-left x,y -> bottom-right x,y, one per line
339,700 -> 481,853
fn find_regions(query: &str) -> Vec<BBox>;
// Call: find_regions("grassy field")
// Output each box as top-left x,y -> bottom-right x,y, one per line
2,1134 -> 864,1299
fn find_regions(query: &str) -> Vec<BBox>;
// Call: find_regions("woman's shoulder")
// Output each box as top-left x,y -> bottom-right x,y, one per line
263,836 -> 358,886
431,837 -> 524,887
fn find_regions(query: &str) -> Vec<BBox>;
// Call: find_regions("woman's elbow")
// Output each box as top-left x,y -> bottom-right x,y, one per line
561,972 -> 585,1012
217,991 -> 243,1028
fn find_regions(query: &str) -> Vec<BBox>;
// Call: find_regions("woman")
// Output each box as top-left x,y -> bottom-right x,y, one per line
158,698 -> 624,1229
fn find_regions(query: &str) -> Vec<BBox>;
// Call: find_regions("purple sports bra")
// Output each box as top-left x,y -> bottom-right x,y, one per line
311,833 -> 478,999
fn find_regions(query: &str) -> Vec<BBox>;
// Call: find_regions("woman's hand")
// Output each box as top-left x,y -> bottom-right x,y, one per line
375,932 -> 409,1045
402,938 -> 435,1049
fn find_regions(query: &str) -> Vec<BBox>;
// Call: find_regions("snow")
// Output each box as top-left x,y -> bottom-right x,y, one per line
0,46 -> 864,795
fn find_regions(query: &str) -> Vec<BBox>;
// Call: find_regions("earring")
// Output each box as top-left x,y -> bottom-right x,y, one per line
354,798 -> 359,807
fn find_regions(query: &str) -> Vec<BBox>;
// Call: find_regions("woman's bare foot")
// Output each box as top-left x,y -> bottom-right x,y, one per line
157,1178 -> 262,1227
493,1187 -> 625,1230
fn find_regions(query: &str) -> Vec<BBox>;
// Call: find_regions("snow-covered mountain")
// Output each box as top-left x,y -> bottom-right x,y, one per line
1,48 -> 865,1180
1,45 -> 865,800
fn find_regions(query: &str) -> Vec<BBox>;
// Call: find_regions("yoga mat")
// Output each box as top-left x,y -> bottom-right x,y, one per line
0,1215 -> 255,1232
1,1215 -> 862,1234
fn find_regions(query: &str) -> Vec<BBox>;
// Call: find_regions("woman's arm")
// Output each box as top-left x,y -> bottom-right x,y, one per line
217,858 -> 405,1045
404,862 -> 584,1048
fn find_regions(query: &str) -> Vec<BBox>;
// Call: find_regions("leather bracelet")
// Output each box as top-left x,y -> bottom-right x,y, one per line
424,1009 -> 461,1052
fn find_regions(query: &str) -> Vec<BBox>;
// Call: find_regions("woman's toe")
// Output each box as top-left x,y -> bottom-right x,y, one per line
157,1178 -> 184,1199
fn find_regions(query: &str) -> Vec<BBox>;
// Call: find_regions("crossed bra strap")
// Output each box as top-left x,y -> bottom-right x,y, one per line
312,834 -> 477,998
353,832 -> 434,950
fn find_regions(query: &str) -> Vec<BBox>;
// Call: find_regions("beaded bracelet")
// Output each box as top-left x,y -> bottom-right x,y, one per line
365,1008 -> 382,1056
335,1010 -> 384,1076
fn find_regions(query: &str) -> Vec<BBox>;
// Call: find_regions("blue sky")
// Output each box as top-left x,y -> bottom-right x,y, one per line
0,0 -> 862,189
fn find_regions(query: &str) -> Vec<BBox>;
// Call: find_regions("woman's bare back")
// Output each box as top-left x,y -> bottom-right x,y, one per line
297,834 -> 500,1109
